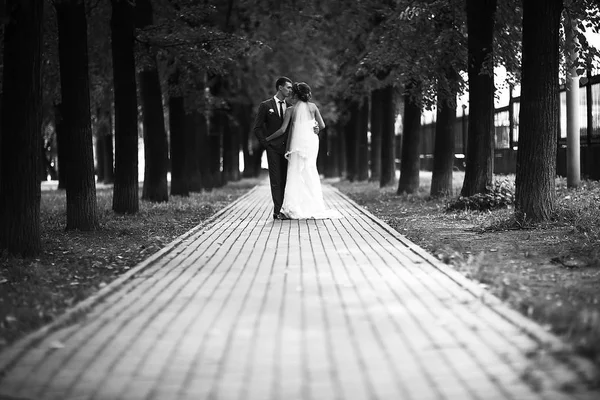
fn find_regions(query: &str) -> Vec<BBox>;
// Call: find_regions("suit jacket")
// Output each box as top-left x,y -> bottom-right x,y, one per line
252,97 -> 293,155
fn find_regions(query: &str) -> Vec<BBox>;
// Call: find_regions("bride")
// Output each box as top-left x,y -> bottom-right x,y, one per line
266,82 -> 341,220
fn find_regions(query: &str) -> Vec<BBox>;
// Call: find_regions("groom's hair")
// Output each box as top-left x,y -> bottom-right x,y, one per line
275,76 -> 292,91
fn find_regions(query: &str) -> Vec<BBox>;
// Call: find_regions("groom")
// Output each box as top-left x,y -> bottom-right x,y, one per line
252,76 -> 294,220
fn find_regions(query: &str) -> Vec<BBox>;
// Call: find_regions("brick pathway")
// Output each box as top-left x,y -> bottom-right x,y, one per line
0,181 -> 598,400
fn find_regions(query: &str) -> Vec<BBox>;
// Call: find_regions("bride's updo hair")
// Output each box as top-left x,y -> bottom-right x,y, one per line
292,82 -> 312,102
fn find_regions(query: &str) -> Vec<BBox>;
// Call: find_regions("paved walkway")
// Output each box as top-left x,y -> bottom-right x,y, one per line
0,181 -> 599,400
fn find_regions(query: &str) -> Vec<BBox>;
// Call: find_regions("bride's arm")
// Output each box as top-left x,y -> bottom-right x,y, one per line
266,107 -> 293,141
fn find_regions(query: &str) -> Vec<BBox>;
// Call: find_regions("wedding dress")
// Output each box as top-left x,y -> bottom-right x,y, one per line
280,101 -> 341,219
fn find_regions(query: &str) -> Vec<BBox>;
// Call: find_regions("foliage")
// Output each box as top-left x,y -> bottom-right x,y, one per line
563,0 -> 600,76
446,178 -> 515,211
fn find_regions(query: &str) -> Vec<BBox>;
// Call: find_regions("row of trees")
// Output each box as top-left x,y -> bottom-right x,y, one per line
0,0 -> 599,256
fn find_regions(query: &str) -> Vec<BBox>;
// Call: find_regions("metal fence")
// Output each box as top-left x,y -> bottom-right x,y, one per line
419,71 -> 600,179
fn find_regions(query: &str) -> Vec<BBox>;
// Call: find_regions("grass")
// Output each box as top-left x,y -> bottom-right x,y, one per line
333,171 -> 600,367
0,177 -> 259,350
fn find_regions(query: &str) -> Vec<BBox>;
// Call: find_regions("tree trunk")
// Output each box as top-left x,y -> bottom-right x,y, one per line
96,133 -> 105,182
238,103 -> 261,178
111,0 -> 139,213
356,98 -> 369,181
515,0 -> 562,221
324,126 -> 339,178
461,0 -> 497,197
565,15 -> 580,188
223,111 -> 241,182
370,89 -> 383,183
380,85 -> 396,187
397,89 -> 421,194
56,0 -> 98,230
54,102 -> 68,189
100,104 -> 114,184
345,102 -> 357,181
186,112 -> 203,192
207,113 -> 223,189
0,0 -> 43,255
169,95 -> 188,196
139,66 -> 169,202
137,0 -> 168,202
430,91 -> 457,197
318,127 -> 328,175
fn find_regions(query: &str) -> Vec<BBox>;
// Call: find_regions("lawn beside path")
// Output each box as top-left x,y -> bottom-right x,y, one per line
0,177 -> 259,351
333,171 -> 600,369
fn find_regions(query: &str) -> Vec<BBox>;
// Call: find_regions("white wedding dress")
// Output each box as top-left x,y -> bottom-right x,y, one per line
280,101 -> 341,220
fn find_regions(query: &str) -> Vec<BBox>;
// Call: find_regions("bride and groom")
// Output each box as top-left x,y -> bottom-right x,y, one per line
252,77 -> 340,220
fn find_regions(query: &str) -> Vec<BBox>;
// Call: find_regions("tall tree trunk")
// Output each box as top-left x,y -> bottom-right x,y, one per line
318,127 -> 328,175
565,14 -> 580,188
56,0 -> 98,230
223,111 -> 241,182
345,102 -> 357,181
324,126 -> 339,178
111,0 -> 139,213
397,89 -> 422,194
207,114 -> 224,189
0,0 -> 43,255
370,89 -> 383,183
139,65 -> 169,202
461,0 -> 497,197
515,0 -> 562,221
356,98 -> 369,181
100,103 -> 114,184
96,132 -> 105,182
54,102 -> 68,189
240,103 -> 261,178
186,112 -> 203,192
137,0 -> 169,202
380,85 -> 396,187
430,90 -> 457,197
169,95 -> 188,196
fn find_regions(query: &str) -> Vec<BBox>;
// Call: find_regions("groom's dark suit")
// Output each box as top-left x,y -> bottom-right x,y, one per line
252,97 -> 292,218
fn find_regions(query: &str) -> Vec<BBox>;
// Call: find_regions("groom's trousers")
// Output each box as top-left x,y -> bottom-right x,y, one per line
265,147 -> 288,217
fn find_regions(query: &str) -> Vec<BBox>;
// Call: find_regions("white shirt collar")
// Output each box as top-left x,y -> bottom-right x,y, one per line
273,96 -> 286,116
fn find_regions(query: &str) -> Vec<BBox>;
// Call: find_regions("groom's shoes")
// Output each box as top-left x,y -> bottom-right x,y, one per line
273,212 -> 290,220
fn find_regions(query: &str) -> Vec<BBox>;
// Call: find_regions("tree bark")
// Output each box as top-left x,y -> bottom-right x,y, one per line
56,0 -> 98,230
139,66 -> 169,202
345,102 -> 358,181
461,0 -> 497,197
207,113 -> 224,189
96,133 -> 105,182
169,95 -> 188,196
186,112 -> 203,192
238,103 -> 261,178
380,86 -> 396,187
100,106 -> 114,184
223,111 -> 241,182
397,89 -> 422,194
370,89 -> 383,183
430,90 -> 457,197
318,127 -> 328,175
54,102 -> 68,189
0,0 -> 44,255
515,0 -> 562,221
137,0 -> 169,203
356,98 -> 370,181
565,15 -> 580,188
111,0 -> 139,213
